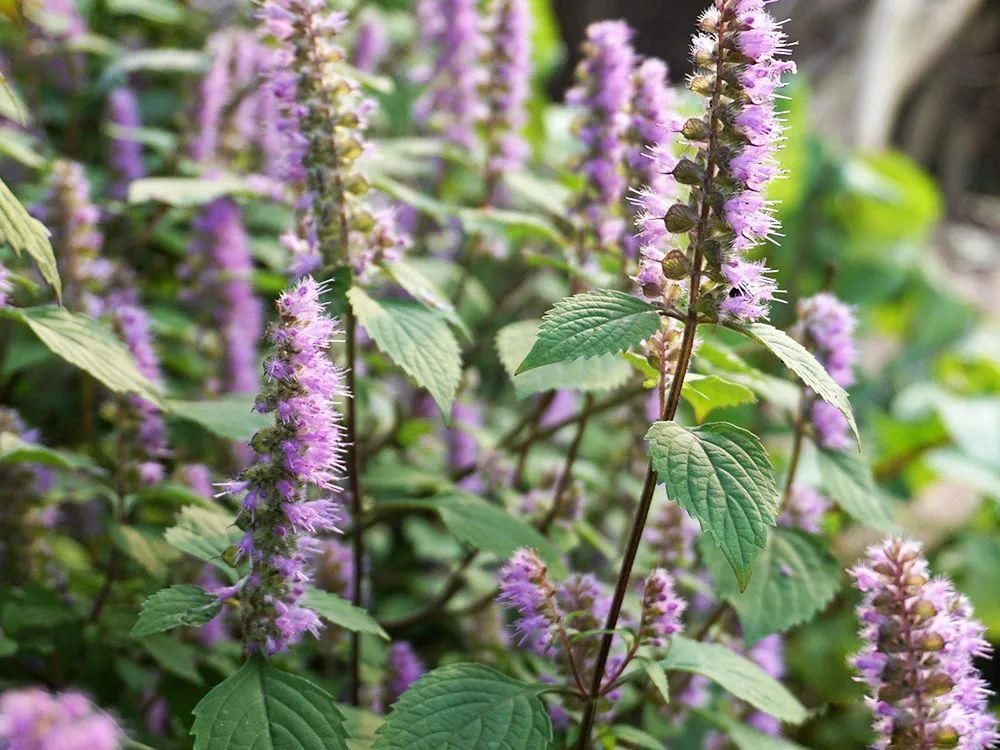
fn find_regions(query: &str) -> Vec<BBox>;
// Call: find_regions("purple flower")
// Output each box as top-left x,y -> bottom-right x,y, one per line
567,20 -> 635,254
314,538 -> 354,599
638,568 -> 686,647
352,15 -> 389,73
186,198 -> 263,394
646,502 -> 699,568
794,292 -> 857,448
106,88 -> 143,200
385,641 -> 425,704
111,305 -> 169,483
746,634 -> 785,736
779,484 -> 831,533
498,548 -> 564,655
414,0 -> 488,150
226,277 -> 348,654
448,400 -> 483,491
483,0 -> 532,200
0,687 -> 125,750
0,263 -> 11,307
850,538 -> 998,750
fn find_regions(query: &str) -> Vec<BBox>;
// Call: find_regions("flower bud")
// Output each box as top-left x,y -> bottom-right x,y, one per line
664,203 -> 699,233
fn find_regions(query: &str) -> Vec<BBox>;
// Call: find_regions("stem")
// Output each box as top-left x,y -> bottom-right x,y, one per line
576,5 -> 731,743
540,395 -> 593,533
344,305 -> 364,706
781,388 -> 809,511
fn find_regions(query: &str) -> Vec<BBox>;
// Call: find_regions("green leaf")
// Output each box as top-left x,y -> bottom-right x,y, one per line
164,505 -> 241,578
300,588 -> 388,640
645,421 -> 778,590
112,524 -> 178,579
437,493 -> 565,577
0,431 -> 101,472
384,258 -> 470,339
496,320 -> 631,398
697,711 -> 810,750
730,323 -> 859,445
607,725 -> 665,750
0,177 -> 61,299
638,656 -> 670,705
106,0 -> 185,24
348,287 -> 461,415
373,663 -> 552,750
516,289 -> 660,373
0,126 -> 45,169
192,655 -> 350,750
141,634 -> 203,684
681,374 -> 757,423
661,636 -> 807,724
128,175 -> 253,207
131,585 -> 222,639
1,306 -> 163,407
704,528 -> 841,644
817,449 -> 894,531
0,72 -> 28,125
167,395 -> 269,442
101,49 -> 208,87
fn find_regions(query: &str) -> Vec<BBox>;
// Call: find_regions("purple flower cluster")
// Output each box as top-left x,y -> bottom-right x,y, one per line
567,20 -> 635,253
498,548 -> 564,654
111,305 -> 169,485
638,568 -> 686,647
634,0 -> 795,323
38,160 -> 111,315
225,277 -> 347,654
106,88 -> 143,200
646,502 -> 700,568
483,0 -> 532,199
0,687 -> 124,750
385,641 -> 425,705
414,0 -> 487,150
779,484 -> 831,534
185,198 -> 263,395
794,292 -> 858,450
851,538 -> 998,750
352,14 -> 389,74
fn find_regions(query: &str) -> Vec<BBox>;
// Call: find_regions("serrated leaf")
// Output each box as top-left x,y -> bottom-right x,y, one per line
2,306 -> 163,406
348,287 -> 461,415
0,177 -> 61,299
373,662 -> 552,750
730,323 -> 858,445
661,636 -> 807,724
682,374 -> 757,423
131,585 -> 222,638
112,525 -> 178,579
645,421 -> 778,590
128,175 -> 253,207
192,655 -> 350,750
817,449 -> 894,531
516,290 -> 660,374
167,395 -> 269,442
384,258 -> 470,339
704,528 -> 841,644
437,493 -> 565,577
300,588 -> 388,640
164,505 -> 241,579
496,320 -> 631,398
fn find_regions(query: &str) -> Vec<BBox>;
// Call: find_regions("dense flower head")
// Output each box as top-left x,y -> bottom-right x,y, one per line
638,568 -> 686,647
37,160 -> 109,315
850,538 -> 998,750
647,501 -> 699,568
106,88 -> 143,200
184,198 -> 263,395
567,20 -> 636,253
483,0 -> 532,198
385,641 -> 426,705
633,0 -> 795,323
779,484 -> 831,533
449,400 -> 483,491
112,304 -> 169,484
227,277 -> 347,654
794,292 -> 858,449
498,548 -> 564,655
414,0 -> 488,150
0,687 -> 125,750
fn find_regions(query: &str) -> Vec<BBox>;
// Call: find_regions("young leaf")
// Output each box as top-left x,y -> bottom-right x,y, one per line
191,655 -> 350,750
516,290 -> 661,373
0,177 -> 61,299
372,662 -> 552,750
638,656 -> 671,705
662,636 -> 808,724
167,395 -> 269,442
437,493 -> 565,577
300,588 -> 388,640
681,374 -> 757,423
2,306 -> 163,407
703,528 -> 841,644
645,421 -> 778,590
164,506 -> 241,579
496,320 -> 631,398
729,322 -> 859,445
817,448 -> 894,531
131,585 -> 222,639
348,287 -> 462,415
